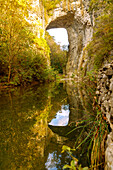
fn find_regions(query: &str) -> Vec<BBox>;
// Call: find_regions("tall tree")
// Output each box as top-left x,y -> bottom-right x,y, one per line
0,0 -> 51,84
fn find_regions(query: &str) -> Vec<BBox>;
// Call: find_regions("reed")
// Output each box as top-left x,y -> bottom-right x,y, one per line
62,109 -> 109,169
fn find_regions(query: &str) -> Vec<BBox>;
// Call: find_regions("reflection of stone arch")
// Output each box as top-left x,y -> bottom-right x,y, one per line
78,83 -> 91,114
64,80 -> 94,124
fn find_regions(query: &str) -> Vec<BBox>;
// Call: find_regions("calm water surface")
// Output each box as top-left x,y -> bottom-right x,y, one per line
0,82 -> 95,170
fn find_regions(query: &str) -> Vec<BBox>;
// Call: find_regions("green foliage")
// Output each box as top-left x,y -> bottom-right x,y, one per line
45,32 -> 68,74
62,106 -> 109,169
62,145 -> 75,154
0,0 -> 54,85
86,70 -> 97,82
89,0 -> 113,11
40,0 -> 61,16
62,146 -> 88,170
87,0 -> 113,70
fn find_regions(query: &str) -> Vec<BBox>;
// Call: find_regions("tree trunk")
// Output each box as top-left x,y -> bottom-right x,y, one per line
8,59 -> 11,83
42,2 -> 45,38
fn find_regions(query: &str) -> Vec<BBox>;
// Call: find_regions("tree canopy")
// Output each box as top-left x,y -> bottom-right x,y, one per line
0,0 -> 52,85
46,32 -> 68,74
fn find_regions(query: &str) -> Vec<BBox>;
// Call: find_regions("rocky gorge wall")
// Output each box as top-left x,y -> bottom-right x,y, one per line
46,1 -> 113,168
46,0 -> 94,77
96,62 -> 113,169
66,0 -> 94,77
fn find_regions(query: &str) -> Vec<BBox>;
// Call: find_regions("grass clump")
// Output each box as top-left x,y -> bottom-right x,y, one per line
62,105 -> 109,169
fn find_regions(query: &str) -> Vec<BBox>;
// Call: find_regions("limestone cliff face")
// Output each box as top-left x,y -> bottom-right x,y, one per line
96,63 -> 113,170
46,0 -> 94,76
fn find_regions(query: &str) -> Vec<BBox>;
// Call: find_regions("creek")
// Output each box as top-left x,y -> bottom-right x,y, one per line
0,81 -> 95,170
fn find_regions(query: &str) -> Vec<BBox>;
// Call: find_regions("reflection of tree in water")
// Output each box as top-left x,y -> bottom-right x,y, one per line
47,83 -> 68,126
0,83 -> 70,170
45,142 -> 72,170
0,84 -> 52,170
0,81 -> 96,169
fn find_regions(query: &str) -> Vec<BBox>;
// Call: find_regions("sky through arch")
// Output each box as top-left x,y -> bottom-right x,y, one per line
47,28 -> 69,47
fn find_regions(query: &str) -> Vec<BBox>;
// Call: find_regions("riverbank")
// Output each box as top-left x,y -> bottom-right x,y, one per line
0,74 -> 111,169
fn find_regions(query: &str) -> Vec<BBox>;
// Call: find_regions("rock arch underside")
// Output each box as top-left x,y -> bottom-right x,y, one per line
46,0 -> 93,77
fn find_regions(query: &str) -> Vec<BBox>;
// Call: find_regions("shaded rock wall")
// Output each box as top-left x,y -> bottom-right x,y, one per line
96,62 -> 113,170
66,0 -> 93,76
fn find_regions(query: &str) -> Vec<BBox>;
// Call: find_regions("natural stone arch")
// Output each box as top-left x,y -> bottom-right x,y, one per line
46,0 -> 93,76
46,12 -> 74,29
